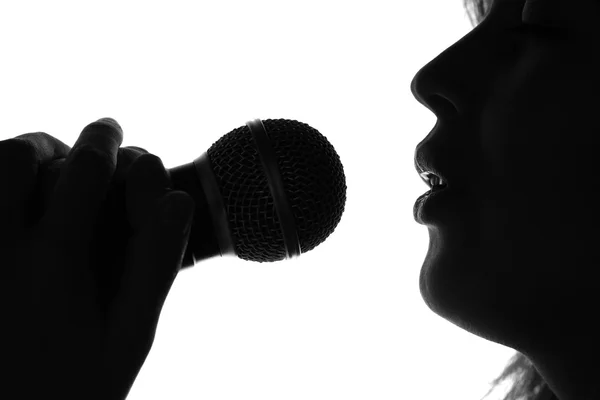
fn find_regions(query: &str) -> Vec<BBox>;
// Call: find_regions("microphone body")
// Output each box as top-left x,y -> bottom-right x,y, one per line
34,119 -> 347,269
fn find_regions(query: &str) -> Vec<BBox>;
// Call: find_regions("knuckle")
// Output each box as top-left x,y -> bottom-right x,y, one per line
134,153 -> 163,170
0,137 -> 38,163
128,153 -> 169,185
77,122 -> 122,153
125,146 -> 148,154
85,120 -> 120,136
26,131 -> 55,143
118,147 -> 146,165
72,144 -> 115,169
15,131 -> 51,142
143,153 -> 162,165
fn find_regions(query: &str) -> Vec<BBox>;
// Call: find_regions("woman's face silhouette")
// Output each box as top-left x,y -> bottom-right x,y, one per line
411,0 -> 600,397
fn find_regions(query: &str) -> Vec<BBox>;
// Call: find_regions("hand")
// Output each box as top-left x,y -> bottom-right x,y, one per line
0,118 -> 195,400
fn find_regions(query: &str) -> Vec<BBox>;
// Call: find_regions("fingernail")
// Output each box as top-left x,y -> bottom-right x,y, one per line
96,117 -> 122,133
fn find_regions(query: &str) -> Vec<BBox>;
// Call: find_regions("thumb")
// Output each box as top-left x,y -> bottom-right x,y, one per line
106,191 -> 195,357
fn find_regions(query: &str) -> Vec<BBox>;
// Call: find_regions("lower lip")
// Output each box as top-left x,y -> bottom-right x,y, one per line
413,186 -> 451,223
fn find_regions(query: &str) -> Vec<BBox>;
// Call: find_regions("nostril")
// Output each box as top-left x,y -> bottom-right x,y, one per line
427,95 -> 458,120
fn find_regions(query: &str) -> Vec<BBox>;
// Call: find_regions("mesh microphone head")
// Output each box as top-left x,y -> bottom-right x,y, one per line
206,119 -> 347,263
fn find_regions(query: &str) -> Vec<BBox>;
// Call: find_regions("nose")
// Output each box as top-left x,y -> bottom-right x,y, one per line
411,70 -> 458,120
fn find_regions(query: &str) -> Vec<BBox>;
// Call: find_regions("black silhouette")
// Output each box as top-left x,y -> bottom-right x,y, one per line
411,1 -> 597,399
0,118 -> 195,400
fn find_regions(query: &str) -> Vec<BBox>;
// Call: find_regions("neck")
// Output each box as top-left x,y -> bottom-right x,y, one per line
525,335 -> 600,400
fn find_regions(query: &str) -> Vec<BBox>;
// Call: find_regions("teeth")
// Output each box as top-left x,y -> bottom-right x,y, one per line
430,175 -> 445,188
420,171 -> 446,189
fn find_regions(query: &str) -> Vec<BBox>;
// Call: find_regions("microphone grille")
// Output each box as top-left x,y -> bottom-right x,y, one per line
206,119 -> 347,262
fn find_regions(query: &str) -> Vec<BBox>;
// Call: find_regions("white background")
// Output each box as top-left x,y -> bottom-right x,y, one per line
0,1 -> 516,399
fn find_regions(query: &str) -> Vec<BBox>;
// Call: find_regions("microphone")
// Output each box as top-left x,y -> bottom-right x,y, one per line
34,118 -> 347,269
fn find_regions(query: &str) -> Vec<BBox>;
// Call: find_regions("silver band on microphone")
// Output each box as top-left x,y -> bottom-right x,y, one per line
193,152 -> 236,258
247,119 -> 301,260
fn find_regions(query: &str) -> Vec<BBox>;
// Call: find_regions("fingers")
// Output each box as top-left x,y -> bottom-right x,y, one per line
124,153 -> 173,231
13,131 -> 72,160
72,117 -> 123,156
0,132 -> 71,237
106,154 -> 195,362
112,147 -> 149,188
41,118 -> 123,256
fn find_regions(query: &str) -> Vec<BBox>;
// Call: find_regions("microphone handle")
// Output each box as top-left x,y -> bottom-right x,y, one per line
34,155 -> 230,271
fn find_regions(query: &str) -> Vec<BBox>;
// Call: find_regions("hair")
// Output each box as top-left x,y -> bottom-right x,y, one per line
459,1 -> 558,400
478,352 -> 555,400
463,0 -> 492,28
